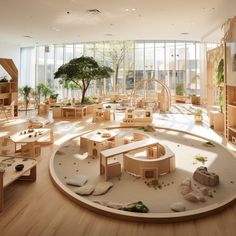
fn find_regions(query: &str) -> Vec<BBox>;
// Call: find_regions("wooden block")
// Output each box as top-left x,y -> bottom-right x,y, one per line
107,162 -> 121,179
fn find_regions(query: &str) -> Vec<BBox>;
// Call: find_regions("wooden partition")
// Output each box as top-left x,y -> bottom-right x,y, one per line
0,58 -> 18,116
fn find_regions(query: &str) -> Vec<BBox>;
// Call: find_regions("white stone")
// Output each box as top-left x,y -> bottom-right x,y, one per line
170,202 -> 186,212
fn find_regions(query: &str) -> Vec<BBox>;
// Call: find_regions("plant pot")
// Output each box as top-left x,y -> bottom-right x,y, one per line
195,115 -> 203,123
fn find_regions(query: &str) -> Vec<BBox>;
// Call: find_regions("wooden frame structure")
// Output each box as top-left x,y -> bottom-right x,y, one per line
130,79 -> 171,112
0,58 -> 18,119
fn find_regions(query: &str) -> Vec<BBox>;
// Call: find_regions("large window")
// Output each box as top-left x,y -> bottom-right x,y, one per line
20,47 -> 36,88
135,41 -> 144,86
21,40 -> 205,99
155,43 -> 165,81
37,46 -> 45,84
186,42 -> 196,95
166,42 -> 175,95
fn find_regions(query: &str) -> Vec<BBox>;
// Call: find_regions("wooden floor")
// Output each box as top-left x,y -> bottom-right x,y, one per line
0,112 -> 236,236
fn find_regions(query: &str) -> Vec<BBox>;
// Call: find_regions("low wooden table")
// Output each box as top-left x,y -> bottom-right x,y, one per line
10,128 -> 54,148
0,156 -> 37,212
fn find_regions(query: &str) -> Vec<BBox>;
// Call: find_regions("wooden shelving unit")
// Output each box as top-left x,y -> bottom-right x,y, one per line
0,58 -> 18,116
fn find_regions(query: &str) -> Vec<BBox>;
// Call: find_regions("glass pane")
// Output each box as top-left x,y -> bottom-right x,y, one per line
155,42 -> 165,82
55,45 -> 64,98
176,42 -> 186,95
125,41 -> 134,93
186,42 -> 196,95
20,47 -> 36,88
135,41 -> 144,86
196,43 -> 200,95
37,46 -> 45,84
84,43 -> 94,57
145,42 -> 154,80
75,44 -> 84,58
46,45 -> 54,88
166,42 -> 175,95
65,44 -> 73,62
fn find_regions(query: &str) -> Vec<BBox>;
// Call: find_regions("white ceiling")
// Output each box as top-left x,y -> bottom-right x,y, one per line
0,0 -> 235,46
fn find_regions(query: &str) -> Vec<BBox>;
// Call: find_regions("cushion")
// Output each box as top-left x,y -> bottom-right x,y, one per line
66,176 -> 88,187
75,185 -> 95,195
184,192 -> 205,202
170,202 -> 186,212
93,182 -> 114,195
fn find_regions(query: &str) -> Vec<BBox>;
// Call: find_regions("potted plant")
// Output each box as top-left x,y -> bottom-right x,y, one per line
0,75 -> 9,83
175,83 -> 186,103
19,85 -> 32,115
194,108 -> 203,123
49,93 -> 59,104
41,84 -> 52,103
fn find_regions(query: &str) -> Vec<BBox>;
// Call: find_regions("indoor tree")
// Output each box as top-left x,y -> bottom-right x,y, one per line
41,84 -> 52,102
54,56 -> 113,104
19,85 -> 32,114
36,83 -> 45,103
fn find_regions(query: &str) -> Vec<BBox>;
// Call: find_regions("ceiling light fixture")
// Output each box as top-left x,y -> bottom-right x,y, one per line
87,9 -> 101,14
105,33 -> 113,36
131,8 -> 136,11
181,32 -> 189,35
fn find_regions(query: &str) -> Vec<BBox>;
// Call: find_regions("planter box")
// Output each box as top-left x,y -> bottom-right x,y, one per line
195,115 -> 203,123
191,95 -> 200,105
209,111 -> 224,131
175,95 -> 187,103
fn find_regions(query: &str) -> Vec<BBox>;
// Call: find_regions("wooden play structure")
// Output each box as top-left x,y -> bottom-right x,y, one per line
99,132 -> 175,180
0,58 -> 18,120
121,107 -> 153,126
130,79 -> 171,112
123,143 -> 175,179
92,108 -> 113,122
80,129 -> 118,158
223,16 -> 236,144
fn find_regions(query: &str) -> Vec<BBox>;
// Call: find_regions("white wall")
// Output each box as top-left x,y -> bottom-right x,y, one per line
0,43 -> 20,69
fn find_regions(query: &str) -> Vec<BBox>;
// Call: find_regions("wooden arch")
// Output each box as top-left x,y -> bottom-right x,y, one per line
130,79 -> 171,112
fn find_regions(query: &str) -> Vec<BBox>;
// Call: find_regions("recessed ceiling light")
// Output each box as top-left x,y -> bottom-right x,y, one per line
105,34 -> 113,36
131,8 -> 136,11
125,8 -> 129,12
181,32 -> 189,35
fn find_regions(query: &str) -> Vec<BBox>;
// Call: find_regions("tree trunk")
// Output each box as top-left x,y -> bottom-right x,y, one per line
115,64 -> 119,92
25,99 -> 29,115
81,88 -> 87,104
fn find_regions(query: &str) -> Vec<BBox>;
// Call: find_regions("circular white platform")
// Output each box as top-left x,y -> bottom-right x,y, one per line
49,126 -> 236,222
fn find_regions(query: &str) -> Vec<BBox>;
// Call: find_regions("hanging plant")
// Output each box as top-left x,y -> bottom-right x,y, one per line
216,58 -> 224,113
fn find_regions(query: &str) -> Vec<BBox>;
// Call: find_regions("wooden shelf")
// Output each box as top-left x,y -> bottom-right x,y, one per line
0,93 -> 10,99
0,58 -> 18,115
228,104 -> 236,108
228,126 -> 236,132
